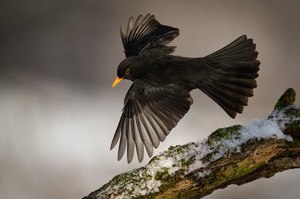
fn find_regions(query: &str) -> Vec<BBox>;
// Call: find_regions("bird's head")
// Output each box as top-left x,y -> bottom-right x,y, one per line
112,57 -> 146,87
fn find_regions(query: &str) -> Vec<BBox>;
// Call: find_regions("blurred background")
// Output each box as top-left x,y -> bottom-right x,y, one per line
0,0 -> 299,198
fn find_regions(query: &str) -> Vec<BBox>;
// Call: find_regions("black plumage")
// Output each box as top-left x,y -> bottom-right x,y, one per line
111,13 -> 260,163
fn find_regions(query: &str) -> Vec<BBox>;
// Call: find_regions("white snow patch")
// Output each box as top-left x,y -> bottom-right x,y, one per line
196,170 -> 211,178
187,117 -> 293,176
187,140 -> 212,173
269,106 -> 300,129
148,156 -> 179,175
240,118 -> 293,142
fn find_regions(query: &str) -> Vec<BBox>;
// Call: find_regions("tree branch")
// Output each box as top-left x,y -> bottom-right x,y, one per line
83,88 -> 300,199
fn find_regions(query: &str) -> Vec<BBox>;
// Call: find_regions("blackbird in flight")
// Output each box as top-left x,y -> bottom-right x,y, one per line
111,14 -> 260,163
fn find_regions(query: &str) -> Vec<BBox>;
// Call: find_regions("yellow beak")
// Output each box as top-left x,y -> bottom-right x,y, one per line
112,77 -> 124,87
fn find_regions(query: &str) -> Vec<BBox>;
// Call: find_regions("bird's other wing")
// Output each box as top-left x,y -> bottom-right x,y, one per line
110,82 -> 193,163
121,13 -> 179,57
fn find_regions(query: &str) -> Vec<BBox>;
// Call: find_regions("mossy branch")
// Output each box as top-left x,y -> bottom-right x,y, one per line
84,88 -> 300,199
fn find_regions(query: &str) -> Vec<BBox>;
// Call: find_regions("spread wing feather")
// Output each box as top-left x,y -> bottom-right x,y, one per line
110,82 -> 193,163
121,13 -> 179,57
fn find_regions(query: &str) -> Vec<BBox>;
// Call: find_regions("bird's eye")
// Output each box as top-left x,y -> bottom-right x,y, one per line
125,68 -> 130,75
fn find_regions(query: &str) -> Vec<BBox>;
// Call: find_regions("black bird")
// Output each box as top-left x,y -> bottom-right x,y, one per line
111,14 -> 260,163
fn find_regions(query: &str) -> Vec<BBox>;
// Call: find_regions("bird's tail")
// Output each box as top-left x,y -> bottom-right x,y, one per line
199,35 -> 260,118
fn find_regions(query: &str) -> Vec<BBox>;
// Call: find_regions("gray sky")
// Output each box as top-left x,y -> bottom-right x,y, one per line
0,0 -> 299,198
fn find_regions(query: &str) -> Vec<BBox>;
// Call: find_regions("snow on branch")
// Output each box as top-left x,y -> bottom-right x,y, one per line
84,88 -> 300,199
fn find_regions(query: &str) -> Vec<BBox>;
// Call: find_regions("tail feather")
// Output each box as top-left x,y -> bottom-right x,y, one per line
214,81 -> 254,97
202,86 -> 244,118
222,60 -> 259,71
200,35 -> 260,118
208,35 -> 257,61
220,78 -> 257,89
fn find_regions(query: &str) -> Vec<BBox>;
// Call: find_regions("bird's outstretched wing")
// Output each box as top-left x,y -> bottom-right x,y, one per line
121,13 -> 179,57
110,82 -> 193,163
